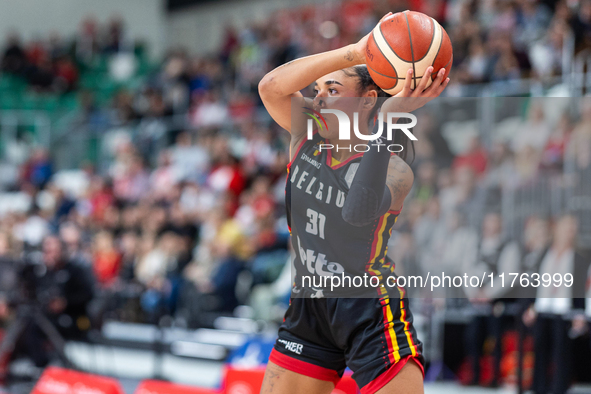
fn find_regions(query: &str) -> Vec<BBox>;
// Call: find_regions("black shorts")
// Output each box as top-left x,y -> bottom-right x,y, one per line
269,291 -> 425,394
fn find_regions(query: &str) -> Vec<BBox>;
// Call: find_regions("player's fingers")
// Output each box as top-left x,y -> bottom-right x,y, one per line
399,68 -> 413,96
433,74 -> 450,96
429,77 -> 450,98
424,68 -> 446,96
414,66 -> 433,95
379,12 -> 393,23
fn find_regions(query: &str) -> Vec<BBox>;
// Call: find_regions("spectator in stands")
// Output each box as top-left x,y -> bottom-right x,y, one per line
571,0 -> 591,53
92,231 -> 122,288
59,222 -> 91,267
465,212 -> 521,387
190,89 -> 229,128
439,165 -> 486,229
21,148 -> 52,189
17,235 -> 94,368
41,236 -> 94,334
484,142 -> 517,189
413,110 -> 455,168
75,16 -> 100,63
112,154 -> 150,203
54,56 -> 79,93
453,136 -> 488,176
135,231 -> 178,321
513,0 -> 552,51
185,205 -> 252,312
102,16 -> 128,54
170,131 -> 210,184
412,161 -> 438,203
149,150 -> 180,202
523,214 -> 588,394
540,112 -> 572,172
487,33 -> 523,82
519,215 -> 551,298
568,99 -> 591,170
1,32 -> 26,75
529,20 -> 571,79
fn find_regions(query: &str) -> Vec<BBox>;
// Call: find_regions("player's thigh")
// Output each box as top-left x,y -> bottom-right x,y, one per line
260,361 -> 335,394
375,360 -> 424,394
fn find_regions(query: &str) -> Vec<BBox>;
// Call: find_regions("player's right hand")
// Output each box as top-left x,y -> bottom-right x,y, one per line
382,66 -> 450,114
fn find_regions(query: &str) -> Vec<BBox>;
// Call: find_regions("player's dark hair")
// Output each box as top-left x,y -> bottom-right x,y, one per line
342,65 -> 414,164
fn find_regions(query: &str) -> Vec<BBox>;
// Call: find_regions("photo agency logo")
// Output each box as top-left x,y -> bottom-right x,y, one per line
303,107 -> 418,153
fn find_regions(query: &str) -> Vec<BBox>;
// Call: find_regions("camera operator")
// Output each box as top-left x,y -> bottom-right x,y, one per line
17,235 -> 94,367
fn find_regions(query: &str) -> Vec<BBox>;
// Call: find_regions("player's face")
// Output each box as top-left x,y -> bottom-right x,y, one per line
312,71 -> 366,140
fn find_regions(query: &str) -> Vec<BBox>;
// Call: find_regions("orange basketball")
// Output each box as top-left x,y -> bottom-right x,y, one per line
365,11 -> 453,95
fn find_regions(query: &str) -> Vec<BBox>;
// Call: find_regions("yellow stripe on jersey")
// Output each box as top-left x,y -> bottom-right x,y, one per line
397,287 -> 418,357
384,296 -> 401,362
367,214 -> 390,296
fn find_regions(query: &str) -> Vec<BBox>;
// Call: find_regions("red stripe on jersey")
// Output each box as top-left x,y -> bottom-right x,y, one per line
360,355 -> 424,394
268,349 -> 341,384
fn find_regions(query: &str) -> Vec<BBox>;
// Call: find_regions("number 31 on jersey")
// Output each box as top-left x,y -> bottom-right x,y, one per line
305,208 -> 326,239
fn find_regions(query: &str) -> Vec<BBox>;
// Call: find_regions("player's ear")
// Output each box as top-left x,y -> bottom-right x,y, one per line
362,89 -> 378,109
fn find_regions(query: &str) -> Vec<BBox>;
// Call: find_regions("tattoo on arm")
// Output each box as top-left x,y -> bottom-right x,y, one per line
344,50 -> 354,62
386,156 -> 413,206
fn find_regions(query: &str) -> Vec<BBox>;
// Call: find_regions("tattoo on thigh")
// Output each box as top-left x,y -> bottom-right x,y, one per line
261,363 -> 287,393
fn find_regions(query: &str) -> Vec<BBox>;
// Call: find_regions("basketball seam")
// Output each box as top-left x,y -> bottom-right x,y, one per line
376,23 -> 408,66
367,62 -> 415,82
403,11 -> 417,89
371,28 -> 400,87
367,63 -> 398,89
413,17 -> 436,63
442,57 -> 452,69
431,19 -> 444,70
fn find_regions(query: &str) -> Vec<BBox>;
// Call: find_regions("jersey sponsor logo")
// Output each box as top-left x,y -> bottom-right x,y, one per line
289,165 -> 346,208
300,152 -> 321,169
297,236 -> 344,276
278,339 -> 304,354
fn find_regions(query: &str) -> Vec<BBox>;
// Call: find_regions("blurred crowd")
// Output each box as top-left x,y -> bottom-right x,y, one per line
1,0 -> 591,391
1,15 -> 133,94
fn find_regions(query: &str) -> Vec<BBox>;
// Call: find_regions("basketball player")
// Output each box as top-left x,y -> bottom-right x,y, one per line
258,13 -> 449,394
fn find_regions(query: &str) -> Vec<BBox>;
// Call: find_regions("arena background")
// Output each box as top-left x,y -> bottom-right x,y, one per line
0,0 -> 591,393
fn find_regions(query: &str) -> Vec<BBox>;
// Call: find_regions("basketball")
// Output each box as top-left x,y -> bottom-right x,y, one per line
365,11 -> 453,95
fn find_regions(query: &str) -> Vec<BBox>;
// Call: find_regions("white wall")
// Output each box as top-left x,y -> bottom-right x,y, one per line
0,0 -> 166,59
166,0 -> 320,55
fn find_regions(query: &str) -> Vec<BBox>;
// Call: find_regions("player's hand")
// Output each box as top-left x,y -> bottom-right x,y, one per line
383,67 -> 450,113
352,13 -> 393,64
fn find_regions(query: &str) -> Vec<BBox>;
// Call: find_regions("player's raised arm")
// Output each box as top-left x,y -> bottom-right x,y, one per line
342,66 -> 449,227
257,13 -> 393,138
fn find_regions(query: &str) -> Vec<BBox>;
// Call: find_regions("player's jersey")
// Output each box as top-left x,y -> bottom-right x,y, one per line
286,132 -> 400,298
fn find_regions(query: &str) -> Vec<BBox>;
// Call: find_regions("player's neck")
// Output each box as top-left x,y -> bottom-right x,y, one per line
331,142 -> 356,162
331,132 -> 368,162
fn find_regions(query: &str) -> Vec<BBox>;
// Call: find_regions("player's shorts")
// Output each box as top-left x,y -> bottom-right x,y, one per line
269,290 -> 425,394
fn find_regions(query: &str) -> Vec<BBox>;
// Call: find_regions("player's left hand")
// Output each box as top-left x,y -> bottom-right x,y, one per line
383,66 -> 450,113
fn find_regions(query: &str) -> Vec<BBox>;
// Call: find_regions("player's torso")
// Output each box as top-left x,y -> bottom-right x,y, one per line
285,133 -> 399,297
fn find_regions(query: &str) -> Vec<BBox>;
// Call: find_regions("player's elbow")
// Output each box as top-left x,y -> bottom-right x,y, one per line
341,196 -> 377,227
342,211 -> 371,227
258,73 -> 279,100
